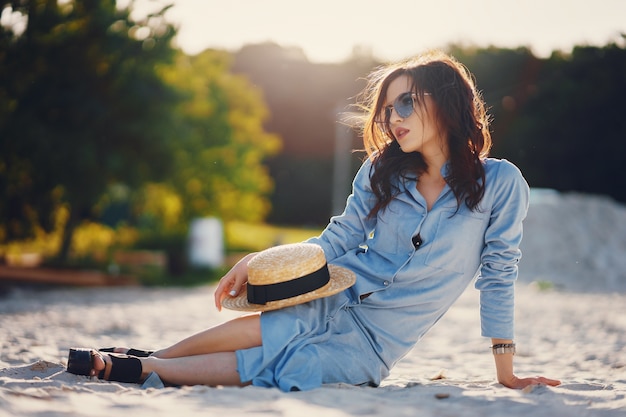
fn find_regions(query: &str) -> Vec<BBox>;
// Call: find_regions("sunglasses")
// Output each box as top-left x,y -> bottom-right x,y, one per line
385,92 -> 417,120
377,91 -> 431,128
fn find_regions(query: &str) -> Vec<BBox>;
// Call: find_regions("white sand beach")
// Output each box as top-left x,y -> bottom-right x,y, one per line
1,191 -> 625,417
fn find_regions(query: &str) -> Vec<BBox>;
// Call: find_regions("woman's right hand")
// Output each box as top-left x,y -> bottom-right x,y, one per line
214,252 -> 257,311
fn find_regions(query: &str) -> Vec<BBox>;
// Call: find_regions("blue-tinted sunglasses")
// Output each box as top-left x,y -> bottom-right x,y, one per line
377,91 -> 431,128
376,91 -> 430,135
384,91 -> 417,120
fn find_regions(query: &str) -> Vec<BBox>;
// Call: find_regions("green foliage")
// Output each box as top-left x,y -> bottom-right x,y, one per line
0,0 -> 180,259
435,42 -> 626,203
231,43 -> 372,225
0,2 -> 282,268
158,50 -> 281,224
503,41 -> 626,200
446,45 -> 542,154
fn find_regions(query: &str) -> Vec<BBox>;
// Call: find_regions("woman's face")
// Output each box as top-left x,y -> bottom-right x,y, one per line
381,75 -> 447,157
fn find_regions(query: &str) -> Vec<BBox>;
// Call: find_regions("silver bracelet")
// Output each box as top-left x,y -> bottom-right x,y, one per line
491,343 -> 516,355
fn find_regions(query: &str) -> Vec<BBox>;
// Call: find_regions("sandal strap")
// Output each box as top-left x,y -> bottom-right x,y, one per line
99,347 -> 154,357
99,353 -> 143,383
67,348 -> 93,376
126,348 -> 154,358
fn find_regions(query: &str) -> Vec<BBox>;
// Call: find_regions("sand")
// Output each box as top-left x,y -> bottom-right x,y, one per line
1,191 -> 625,416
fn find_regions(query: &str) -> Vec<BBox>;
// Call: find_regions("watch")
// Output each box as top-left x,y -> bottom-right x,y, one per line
491,343 -> 516,355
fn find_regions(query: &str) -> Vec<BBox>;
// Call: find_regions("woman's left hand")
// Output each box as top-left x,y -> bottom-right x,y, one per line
500,374 -> 561,389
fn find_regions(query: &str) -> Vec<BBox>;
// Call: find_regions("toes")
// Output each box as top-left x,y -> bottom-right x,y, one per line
90,351 -> 107,377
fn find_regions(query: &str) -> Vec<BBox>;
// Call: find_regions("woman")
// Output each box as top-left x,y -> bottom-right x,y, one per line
75,50 -> 560,391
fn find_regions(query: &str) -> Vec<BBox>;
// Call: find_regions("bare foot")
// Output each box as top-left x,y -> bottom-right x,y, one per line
89,351 -> 149,381
89,351 -> 107,377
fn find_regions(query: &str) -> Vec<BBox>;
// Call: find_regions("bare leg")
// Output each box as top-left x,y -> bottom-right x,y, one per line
106,314 -> 262,358
143,354 -> 246,386
153,313 -> 262,359
92,352 -> 246,387
88,312 -> 262,386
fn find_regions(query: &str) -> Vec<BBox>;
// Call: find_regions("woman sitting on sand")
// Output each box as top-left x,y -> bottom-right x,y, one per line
69,50 -> 560,392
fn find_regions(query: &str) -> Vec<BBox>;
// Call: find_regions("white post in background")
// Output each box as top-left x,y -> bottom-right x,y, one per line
332,106 -> 353,216
188,217 -> 224,268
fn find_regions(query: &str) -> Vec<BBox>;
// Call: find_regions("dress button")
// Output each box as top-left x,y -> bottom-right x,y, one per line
383,280 -> 390,286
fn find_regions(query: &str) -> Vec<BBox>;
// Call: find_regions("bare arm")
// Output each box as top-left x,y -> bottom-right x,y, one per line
491,338 -> 561,389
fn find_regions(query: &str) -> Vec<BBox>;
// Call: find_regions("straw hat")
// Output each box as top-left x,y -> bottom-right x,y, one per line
221,243 -> 356,312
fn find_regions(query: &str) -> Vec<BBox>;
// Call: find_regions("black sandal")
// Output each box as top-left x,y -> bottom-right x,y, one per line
67,348 -> 143,384
99,347 -> 154,357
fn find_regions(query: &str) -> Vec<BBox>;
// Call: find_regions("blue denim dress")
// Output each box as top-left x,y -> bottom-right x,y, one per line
236,157 -> 529,391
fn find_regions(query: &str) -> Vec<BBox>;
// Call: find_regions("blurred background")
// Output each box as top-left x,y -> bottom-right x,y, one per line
1,0 -> 625,287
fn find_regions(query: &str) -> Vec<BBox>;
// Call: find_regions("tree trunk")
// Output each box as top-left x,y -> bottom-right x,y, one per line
57,208 -> 79,263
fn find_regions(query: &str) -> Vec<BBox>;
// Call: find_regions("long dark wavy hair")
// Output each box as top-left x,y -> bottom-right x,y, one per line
358,50 -> 492,218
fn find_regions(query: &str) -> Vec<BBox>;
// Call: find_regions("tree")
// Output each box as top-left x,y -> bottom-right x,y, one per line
444,45 -> 543,158
0,0 -> 180,260
231,42 -> 372,225
505,41 -> 626,201
157,50 -> 281,225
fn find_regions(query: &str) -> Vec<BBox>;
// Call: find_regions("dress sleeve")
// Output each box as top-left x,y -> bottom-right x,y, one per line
306,159 -> 377,263
474,160 -> 530,339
